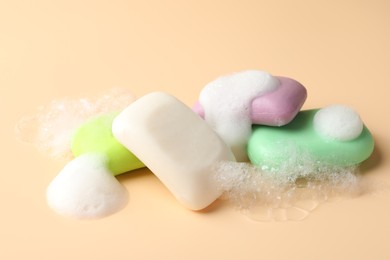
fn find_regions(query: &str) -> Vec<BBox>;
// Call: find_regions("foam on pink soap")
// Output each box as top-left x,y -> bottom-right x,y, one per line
199,70 -> 279,161
194,76 -> 307,127
250,76 -> 307,126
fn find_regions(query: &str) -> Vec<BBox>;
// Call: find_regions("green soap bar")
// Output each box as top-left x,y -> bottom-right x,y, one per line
71,112 -> 144,175
248,109 -> 374,170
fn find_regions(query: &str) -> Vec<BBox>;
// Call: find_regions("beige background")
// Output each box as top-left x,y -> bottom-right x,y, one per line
1,0 -> 390,259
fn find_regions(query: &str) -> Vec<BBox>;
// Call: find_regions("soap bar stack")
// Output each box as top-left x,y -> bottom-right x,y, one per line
193,71 -> 373,169
46,70 -> 374,219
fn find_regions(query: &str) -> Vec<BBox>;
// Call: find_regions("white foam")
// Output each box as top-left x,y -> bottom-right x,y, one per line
15,88 -> 136,159
46,153 -> 128,219
313,105 -> 363,141
214,154 -> 362,221
199,70 -> 279,161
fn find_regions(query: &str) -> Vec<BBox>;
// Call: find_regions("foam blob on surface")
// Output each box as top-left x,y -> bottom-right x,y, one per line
46,153 -> 128,219
199,70 -> 279,161
214,157 -> 362,221
15,88 -> 136,159
313,105 -> 363,141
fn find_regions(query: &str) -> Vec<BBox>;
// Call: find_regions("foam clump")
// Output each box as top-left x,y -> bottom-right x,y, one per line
199,70 -> 279,161
46,153 -> 128,219
213,156 -> 361,221
313,105 -> 363,141
15,88 -> 136,159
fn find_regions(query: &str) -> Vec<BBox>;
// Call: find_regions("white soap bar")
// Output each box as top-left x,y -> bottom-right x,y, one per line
112,92 -> 235,210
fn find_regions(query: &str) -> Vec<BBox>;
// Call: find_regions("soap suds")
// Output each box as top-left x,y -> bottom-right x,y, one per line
313,105 -> 363,141
199,70 -> 279,161
15,88 -> 136,159
46,153 -> 128,219
214,154 -> 363,221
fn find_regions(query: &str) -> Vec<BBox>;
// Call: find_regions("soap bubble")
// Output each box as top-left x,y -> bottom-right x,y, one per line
15,88 -> 136,159
213,154 -> 362,222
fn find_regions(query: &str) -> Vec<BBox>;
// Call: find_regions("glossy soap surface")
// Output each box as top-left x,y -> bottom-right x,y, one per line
248,109 -> 374,169
71,113 -> 144,175
112,92 -> 235,210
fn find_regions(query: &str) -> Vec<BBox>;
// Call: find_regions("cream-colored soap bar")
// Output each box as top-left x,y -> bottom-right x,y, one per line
112,92 -> 235,210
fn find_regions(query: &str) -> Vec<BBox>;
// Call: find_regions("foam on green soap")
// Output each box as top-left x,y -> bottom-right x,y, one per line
248,109 -> 374,170
71,112 -> 144,175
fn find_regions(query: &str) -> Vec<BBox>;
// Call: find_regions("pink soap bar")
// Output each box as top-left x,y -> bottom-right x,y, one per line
193,76 -> 307,126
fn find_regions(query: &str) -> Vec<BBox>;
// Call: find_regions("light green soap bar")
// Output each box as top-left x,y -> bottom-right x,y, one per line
71,112 -> 144,175
247,109 -> 374,169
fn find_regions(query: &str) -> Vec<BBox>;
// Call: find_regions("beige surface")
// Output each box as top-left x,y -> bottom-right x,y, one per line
1,0 -> 390,259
